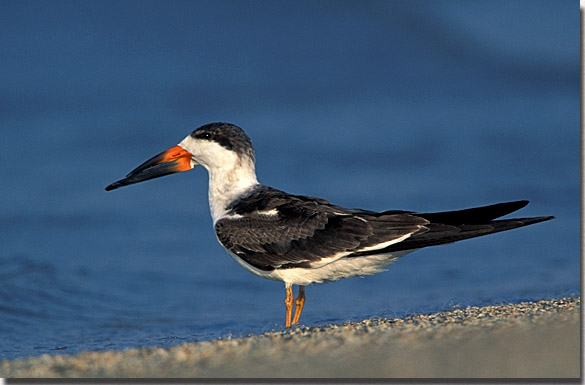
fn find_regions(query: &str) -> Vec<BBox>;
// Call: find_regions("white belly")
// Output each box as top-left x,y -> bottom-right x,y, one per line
223,247 -> 416,286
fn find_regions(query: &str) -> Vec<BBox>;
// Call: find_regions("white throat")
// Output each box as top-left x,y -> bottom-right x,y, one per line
206,160 -> 258,223
178,136 -> 259,224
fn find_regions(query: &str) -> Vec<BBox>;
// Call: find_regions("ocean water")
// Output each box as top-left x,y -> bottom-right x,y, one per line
0,1 -> 579,360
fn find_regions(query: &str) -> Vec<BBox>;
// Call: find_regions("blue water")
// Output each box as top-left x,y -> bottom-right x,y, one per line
0,1 -> 579,360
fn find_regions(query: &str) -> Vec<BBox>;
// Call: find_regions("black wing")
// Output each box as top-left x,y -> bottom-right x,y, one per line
214,186 -> 428,271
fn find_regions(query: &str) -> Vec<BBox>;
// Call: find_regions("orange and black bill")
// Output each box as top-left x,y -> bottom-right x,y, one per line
105,145 -> 193,191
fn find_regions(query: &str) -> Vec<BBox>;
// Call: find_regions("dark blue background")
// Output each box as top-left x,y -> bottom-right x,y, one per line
0,0 -> 578,360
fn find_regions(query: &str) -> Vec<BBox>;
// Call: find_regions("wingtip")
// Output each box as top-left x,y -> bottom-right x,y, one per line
513,202 -> 556,223
519,215 -> 555,226
105,181 -> 123,191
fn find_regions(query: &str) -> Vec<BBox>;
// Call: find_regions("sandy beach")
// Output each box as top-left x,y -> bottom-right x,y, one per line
1,296 -> 579,378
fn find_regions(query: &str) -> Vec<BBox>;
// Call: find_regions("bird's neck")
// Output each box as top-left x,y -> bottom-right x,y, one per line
207,160 -> 259,223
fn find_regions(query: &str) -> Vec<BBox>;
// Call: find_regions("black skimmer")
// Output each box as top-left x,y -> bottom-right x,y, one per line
106,122 -> 554,327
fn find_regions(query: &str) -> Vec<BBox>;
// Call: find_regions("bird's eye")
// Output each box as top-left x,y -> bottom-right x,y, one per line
198,132 -> 212,140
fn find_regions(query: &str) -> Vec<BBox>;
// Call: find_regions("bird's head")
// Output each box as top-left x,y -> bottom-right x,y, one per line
105,122 -> 256,191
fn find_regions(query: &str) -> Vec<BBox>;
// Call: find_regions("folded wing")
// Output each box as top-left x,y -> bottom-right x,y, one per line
215,186 -> 428,271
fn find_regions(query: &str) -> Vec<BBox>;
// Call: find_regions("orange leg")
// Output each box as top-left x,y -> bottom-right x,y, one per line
284,283 -> 294,327
291,285 -> 306,325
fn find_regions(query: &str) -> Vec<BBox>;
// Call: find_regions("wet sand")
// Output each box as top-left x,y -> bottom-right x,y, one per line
1,297 -> 579,378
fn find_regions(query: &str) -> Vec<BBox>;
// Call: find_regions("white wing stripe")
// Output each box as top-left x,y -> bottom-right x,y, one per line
354,232 -> 413,253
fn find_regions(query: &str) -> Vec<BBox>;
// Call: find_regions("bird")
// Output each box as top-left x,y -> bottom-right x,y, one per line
105,122 -> 554,327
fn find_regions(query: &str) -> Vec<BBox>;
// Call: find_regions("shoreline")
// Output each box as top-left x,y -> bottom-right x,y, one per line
1,296 -> 580,378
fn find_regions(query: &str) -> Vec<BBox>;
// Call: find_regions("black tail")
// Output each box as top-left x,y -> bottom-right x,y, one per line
381,200 -> 554,253
417,200 -> 531,224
